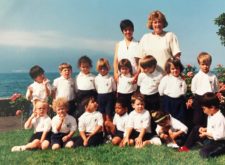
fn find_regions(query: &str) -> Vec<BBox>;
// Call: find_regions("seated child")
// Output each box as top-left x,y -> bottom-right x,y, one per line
104,99 -> 129,146
179,92 -> 225,158
11,100 -> 51,152
152,111 -> 188,148
73,96 -> 104,147
121,93 -> 154,148
51,98 -> 77,150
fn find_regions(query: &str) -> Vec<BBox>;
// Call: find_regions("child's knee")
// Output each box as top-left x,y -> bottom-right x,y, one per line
112,137 -> 121,145
65,141 -> 74,148
52,144 -> 60,150
41,141 -> 50,150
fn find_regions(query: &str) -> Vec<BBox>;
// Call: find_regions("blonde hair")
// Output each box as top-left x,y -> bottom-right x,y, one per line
147,10 -> 168,30
52,97 -> 68,112
197,52 -> 212,65
139,55 -> 157,69
34,100 -> 49,110
96,58 -> 110,71
58,63 -> 72,72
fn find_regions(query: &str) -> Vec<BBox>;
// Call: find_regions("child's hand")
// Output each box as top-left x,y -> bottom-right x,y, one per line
83,138 -> 88,146
168,130 -> 176,140
160,133 -> 169,140
186,98 -> 193,109
135,137 -> 143,146
199,131 -> 207,138
122,138 -> 129,147
43,78 -> 50,85
199,127 -> 206,134
62,135 -> 70,142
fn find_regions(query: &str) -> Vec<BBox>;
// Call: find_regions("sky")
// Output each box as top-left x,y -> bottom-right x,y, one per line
0,0 -> 224,73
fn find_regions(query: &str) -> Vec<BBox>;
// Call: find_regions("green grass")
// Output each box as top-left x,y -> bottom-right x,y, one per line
1,130 -> 225,165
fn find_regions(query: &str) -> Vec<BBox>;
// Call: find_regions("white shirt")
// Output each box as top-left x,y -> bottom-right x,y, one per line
28,115 -> 51,133
78,111 -> 103,133
191,71 -> 219,96
137,70 -> 163,95
139,32 -> 181,71
156,115 -> 188,135
207,110 -> 225,141
158,74 -> 187,98
95,74 -> 116,94
52,114 -> 77,134
53,76 -> 76,101
127,109 -> 151,133
75,72 -> 95,90
26,80 -> 51,102
113,113 -> 129,132
117,39 -> 140,74
117,74 -> 136,94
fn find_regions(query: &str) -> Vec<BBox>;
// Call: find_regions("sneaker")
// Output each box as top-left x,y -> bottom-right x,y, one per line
150,137 -> 162,145
11,145 -> 26,152
178,146 -> 190,152
167,143 -> 179,148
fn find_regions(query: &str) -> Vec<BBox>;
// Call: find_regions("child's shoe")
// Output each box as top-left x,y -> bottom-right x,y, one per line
11,145 -> 26,152
167,143 -> 179,148
178,146 -> 190,152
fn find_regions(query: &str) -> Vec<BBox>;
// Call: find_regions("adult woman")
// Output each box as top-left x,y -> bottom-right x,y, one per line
139,10 -> 181,73
113,19 -> 140,81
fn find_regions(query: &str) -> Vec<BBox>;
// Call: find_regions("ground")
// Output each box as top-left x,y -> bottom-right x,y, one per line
0,116 -> 23,132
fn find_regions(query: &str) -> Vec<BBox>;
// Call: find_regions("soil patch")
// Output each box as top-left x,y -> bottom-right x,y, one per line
0,116 -> 23,132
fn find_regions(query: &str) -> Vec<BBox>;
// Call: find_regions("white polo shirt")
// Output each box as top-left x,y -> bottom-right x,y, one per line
29,115 -> 52,133
117,74 -> 136,94
75,72 -> 95,90
95,74 -> 116,94
113,112 -> 129,132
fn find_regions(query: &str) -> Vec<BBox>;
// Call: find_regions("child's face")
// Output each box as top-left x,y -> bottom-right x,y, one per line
120,66 -> 130,75
142,67 -> 155,74
132,99 -> 144,113
35,74 -> 46,83
80,63 -> 90,75
55,106 -> 68,117
86,99 -> 98,113
99,66 -> 109,76
202,106 -> 214,116
158,117 -> 171,128
60,68 -> 72,79
170,64 -> 180,77
199,59 -> 210,73
115,103 -> 127,116
123,27 -> 133,40
35,102 -> 48,117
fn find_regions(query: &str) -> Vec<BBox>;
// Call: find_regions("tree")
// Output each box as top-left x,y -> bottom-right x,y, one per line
215,13 -> 225,46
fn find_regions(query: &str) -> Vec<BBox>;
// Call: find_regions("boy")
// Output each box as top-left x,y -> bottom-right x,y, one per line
11,101 -> 51,152
51,97 -> 77,150
52,63 -> 76,116
179,92 -> 225,158
191,52 -> 219,126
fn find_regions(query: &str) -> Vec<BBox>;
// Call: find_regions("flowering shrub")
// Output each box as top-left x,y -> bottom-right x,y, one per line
213,64 -> 225,83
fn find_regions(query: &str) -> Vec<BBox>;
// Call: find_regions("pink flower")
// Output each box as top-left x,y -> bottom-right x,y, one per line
10,93 -> 22,101
217,64 -> 222,68
187,64 -> 192,68
16,110 -> 23,117
187,71 -> 193,77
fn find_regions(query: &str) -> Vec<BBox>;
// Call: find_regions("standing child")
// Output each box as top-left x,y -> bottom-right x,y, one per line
52,63 -> 76,116
179,92 -> 225,158
191,52 -> 219,127
104,99 -> 129,146
95,58 -> 116,124
158,58 -> 187,123
26,65 -> 51,113
117,59 -> 137,113
11,101 -> 51,152
122,93 -> 154,148
73,96 -> 104,147
75,55 -> 97,117
51,98 -> 77,150
151,111 -> 188,148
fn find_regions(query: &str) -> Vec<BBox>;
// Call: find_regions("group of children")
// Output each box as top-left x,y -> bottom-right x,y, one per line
11,52 -> 225,158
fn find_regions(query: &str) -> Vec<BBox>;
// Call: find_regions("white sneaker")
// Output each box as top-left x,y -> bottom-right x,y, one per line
11,145 -> 26,152
167,143 -> 179,148
150,136 -> 162,145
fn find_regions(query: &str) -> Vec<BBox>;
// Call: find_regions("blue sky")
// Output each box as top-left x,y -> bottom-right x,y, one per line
0,0 -> 224,73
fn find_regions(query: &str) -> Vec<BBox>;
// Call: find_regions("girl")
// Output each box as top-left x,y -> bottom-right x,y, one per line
94,58 -> 116,131
117,59 -> 137,113
75,55 -> 97,118
11,101 -> 52,152
158,58 -> 187,123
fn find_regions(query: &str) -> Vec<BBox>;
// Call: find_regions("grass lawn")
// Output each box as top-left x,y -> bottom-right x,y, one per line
0,130 -> 225,165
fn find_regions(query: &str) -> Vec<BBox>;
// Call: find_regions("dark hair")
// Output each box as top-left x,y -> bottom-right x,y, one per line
115,98 -> 128,109
165,58 -> 184,74
29,65 -> 45,80
200,92 -> 220,109
120,19 -> 134,32
131,92 -> 145,104
118,59 -> 133,75
77,55 -> 93,68
139,55 -> 157,69
81,96 -> 97,108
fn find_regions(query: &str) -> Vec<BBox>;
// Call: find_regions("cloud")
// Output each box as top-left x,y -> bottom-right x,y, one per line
0,30 -> 115,53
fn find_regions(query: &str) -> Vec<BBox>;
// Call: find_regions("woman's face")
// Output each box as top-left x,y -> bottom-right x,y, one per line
152,19 -> 164,35
123,27 -> 133,40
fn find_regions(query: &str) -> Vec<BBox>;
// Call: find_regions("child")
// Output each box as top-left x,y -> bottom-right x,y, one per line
158,58 -> 187,123
151,111 -> 188,148
52,63 -> 76,116
95,58 -> 116,123
179,92 -> 225,158
26,65 -> 51,113
51,98 -> 77,150
137,55 -> 163,111
191,52 -> 219,127
11,101 -> 51,152
73,96 -> 104,147
75,55 -> 97,117
117,59 -> 137,113
122,93 -> 153,148
104,99 -> 129,146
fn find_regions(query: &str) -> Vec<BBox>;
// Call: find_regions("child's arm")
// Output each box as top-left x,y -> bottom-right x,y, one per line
43,79 -> 51,97
24,112 -> 37,129
135,128 -> 146,145
62,131 -> 75,142
122,127 -> 133,146
56,117 -> 64,132
87,125 -> 102,139
26,86 -> 33,101
168,130 -> 184,140
80,131 -> 88,146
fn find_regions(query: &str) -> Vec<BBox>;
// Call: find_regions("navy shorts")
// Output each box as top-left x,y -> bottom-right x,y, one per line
51,133 -> 68,147
29,131 -> 51,142
113,129 -> 124,139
